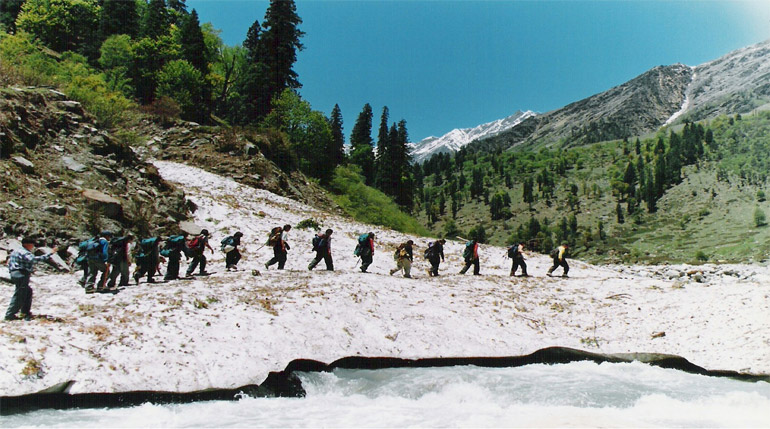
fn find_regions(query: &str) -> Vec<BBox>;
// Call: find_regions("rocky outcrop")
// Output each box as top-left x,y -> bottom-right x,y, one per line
0,87 -> 190,248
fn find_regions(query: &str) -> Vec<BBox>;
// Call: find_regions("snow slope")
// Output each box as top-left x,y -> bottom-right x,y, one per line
410,111 -> 536,163
0,161 -> 768,397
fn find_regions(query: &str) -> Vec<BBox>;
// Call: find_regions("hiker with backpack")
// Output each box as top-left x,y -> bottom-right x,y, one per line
85,231 -> 114,294
106,235 -> 133,288
186,229 -> 214,277
5,237 -> 58,321
134,237 -> 162,284
507,242 -> 529,277
390,240 -> 414,278
354,232 -> 375,273
265,225 -> 291,270
74,236 -> 95,287
425,239 -> 446,277
222,231 -> 244,271
459,239 -> 480,275
547,243 -> 569,278
161,234 -> 188,281
308,229 -> 334,271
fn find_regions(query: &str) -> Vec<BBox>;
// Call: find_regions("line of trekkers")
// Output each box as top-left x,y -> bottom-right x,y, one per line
72,226 -> 571,294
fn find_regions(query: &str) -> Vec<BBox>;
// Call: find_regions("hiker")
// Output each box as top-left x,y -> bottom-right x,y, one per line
74,236 -> 94,287
186,229 -> 213,277
355,232 -> 375,273
5,237 -> 58,321
265,225 -> 291,270
161,234 -> 188,281
106,234 -> 133,288
390,240 -> 414,278
222,231 -> 244,271
459,239 -> 480,275
547,243 -> 569,278
425,239 -> 446,277
508,242 -> 528,277
85,231 -> 113,294
134,236 -> 162,284
308,229 -> 334,271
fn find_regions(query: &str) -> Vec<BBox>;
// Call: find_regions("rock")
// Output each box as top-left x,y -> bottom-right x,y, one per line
0,249 -> 7,263
1,239 -> 22,252
179,221 -> 202,235
82,189 -> 123,219
651,332 -> 666,339
56,100 -> 83,113
61,156 -> 87,172
190,138 -> 208,148
37,247 -> 70,272
244,143 -> 258,156
691,273 -> 705,283
44,205 -> 68,216
7,201 -> 21,209
12,156 -> 35,174
0,266 -> 10,284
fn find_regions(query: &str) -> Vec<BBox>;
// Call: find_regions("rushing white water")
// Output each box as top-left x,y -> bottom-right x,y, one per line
5,361 -> 770,428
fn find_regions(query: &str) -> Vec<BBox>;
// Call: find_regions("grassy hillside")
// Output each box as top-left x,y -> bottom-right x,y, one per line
416,112 -> 770,264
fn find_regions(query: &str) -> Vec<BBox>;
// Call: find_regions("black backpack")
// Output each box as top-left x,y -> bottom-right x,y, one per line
507,244 -> 519,259
108,237 -> 127,263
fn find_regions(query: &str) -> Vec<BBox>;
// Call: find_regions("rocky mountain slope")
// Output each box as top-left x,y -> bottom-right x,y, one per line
409,110 -> 536,163
0,87 -> 189,247
425,39 -> 770,158
680,39 -> 770,123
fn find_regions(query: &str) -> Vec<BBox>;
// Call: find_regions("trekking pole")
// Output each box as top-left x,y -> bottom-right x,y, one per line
354,257 -> 361,268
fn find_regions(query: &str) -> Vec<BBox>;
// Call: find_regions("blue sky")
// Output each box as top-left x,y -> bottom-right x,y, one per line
187,0 -> 770,142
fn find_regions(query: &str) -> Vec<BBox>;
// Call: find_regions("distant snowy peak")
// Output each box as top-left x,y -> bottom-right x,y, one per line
410,110 -> 537,163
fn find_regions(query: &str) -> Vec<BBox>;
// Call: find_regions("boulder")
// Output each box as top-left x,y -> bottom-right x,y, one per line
179,221 -> 202,235
12,156 -> 35,174
37,247 -> 70,272
44,205 -> 68,216
82,189 -> 123,219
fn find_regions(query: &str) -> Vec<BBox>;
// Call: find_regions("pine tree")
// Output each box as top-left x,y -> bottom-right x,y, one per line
179,9 -> 208,73
99,0 -> 139,42
235,19 -> 271,123
375,106 -> 391,192
616,202 -> 625,224
141,0 -> 170,39
329,104 -> 345,167
349,103 -> 375,185
259,0 -> 304,101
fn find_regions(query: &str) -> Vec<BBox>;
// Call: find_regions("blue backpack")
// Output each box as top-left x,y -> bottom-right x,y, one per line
463,241 -> 475,260
354,233 -> 369,256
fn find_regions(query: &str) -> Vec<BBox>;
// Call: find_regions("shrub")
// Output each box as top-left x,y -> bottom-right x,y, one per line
695,251 -> 708,262
754,207 -> 767,227
329,165 -> 428,235
296,218 -> 320,230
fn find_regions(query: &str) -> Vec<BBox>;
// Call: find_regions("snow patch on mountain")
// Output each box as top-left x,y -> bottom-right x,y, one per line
410,111 -> 536,163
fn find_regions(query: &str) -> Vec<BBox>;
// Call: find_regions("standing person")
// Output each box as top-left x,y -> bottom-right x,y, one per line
266,225 -> 292,270
75,236 -> 95,287
425,239 -> 446,277
308,228 -> 333,271
85,231 -> 113,294
162,234 -> 188,281
107,234 -> 133,289
459,239 -> 480,275
5,237 -> 58,321
508,242 -> 529,277
547,243 -> 570,278
356,232 -> 375,273
222,231 -> 244,271
134,237 -> 161,284
389,240 -> 414,278
186,229 -> 213,277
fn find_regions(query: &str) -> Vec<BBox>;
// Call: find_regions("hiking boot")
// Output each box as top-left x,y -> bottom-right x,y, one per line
520,274 -> 529,278
22,313 -> 32,321
404,274 -> 412,279
265,262 -> 270,270
147,279 -> 156,284
85,288 -> 95,294
133,273 -> 140,285
4,315 -> 18,321
389,269 -> 396,276
561,274 -> 569,278
546,272 -> 553,277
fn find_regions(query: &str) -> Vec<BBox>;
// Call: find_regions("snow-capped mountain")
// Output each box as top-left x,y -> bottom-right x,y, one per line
410,110 -> 536,163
